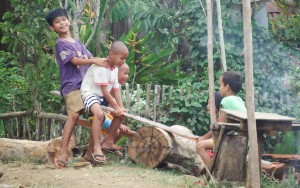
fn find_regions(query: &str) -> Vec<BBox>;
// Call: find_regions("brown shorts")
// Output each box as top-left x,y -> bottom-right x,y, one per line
64,90 -> 84,115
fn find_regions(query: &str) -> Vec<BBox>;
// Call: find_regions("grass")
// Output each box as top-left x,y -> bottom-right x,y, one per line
1,155 -> 299,188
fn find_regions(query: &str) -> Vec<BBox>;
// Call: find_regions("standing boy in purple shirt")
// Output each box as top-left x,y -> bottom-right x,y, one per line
45,8 -> 107,168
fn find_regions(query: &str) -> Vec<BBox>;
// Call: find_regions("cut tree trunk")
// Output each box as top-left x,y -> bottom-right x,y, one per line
212,134 -> 248,182
128,126 -> 206,176
0,137 -> 76,164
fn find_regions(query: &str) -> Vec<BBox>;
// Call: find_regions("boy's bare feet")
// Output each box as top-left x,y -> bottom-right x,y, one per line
54,135 -> 76,168
54,149 -> 69,168
101,140 -> 123,157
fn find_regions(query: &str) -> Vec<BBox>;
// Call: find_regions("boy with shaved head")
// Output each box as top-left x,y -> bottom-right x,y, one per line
81,41 -> 128,163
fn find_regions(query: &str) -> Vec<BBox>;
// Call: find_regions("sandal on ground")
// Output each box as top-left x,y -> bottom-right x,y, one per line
73,161 -> 92,169
102,147 -> 123,157
91,154 -> 109,165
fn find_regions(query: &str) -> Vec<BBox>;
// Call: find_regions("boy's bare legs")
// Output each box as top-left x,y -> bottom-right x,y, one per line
101,116 -> 124,150
196,139 -> 214,168
89,104 -> 106,162
55,112 -> 79,168
82,130 -> 95,162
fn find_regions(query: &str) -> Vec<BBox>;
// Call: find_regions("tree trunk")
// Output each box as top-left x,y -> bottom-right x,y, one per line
0,137 -> 76,164
128,126 -> 206,176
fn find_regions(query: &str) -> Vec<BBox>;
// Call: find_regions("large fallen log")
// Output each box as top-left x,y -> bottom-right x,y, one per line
128,126 -> 206,176
0,137 -> 75,164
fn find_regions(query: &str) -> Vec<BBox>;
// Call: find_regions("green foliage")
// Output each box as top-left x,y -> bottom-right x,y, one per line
119,23 -> 185,85
270,14 -> 300,48
0,0 -> 61,113
263,131 -> 300,154
0,52 -> 25,113
129,0 -> 300,136
159,76 -> 210,135
273,132 -> 300,154
261,168 -> 299,187
274,0 -> 300,47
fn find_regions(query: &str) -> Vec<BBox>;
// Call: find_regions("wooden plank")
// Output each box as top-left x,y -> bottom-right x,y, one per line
0,111 -> 33,118
221,109 -> 295,121
101,105 -> 199,140
209,126 -> 226,173
262,154 -> 300,161
292,123 -> 300,130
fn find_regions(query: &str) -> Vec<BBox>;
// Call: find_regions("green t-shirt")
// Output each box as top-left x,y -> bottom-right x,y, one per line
221,95 -> 246,111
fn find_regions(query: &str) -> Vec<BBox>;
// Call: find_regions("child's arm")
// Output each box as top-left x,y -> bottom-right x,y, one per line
197,130 -> 212,142
101,85 -> 123,116
113,89 -> 124,109
70,57 -> 108,67
218,108 -> 227,123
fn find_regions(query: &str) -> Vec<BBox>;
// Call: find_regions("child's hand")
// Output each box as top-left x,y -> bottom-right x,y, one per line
93,58 -> 108,67
196,136 -> 204,142
114,107 -> 124,117
119,124 -> 130,133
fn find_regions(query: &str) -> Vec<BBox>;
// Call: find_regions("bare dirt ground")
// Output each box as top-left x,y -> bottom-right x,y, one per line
0,161 -> 200,188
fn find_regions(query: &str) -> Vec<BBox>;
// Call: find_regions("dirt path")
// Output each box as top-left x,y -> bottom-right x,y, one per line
0,162 -> 200,188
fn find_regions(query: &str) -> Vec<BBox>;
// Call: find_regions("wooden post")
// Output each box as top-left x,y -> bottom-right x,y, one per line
146,84 -> 151,118
206,0 -> 216,129
137,84 -> 140,115
169,85 -> 174,109
125,83 -> 130,110
216,0 -> 227,72
243,0 -> 261,187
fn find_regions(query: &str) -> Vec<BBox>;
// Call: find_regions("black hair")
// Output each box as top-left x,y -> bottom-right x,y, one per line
222,71 -> 243,94
206,91 -> 223,111
45,8 -> 68,26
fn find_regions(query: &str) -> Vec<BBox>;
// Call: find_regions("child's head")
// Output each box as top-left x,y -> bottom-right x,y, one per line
45,8 -> 70,35
219,71 -> 243,96
108,41 -> 129,68
45,8 -> 68,26
118,63 -> 129,85
206,91 -> 223,115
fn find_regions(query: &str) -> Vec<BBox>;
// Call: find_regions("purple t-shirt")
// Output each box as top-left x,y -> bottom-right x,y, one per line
55,38 -> 92,96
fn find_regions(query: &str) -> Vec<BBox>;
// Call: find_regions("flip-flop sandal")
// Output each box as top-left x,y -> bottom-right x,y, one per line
55,159 -> 68,168
102,148 -> 123,157
73,161 -> 92,169
91,154 -> 109,165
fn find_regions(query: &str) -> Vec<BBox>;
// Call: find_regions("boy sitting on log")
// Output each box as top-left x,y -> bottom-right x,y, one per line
80,41 -> 128,163
90,63 -> 135,147
196,71 -> 246,168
